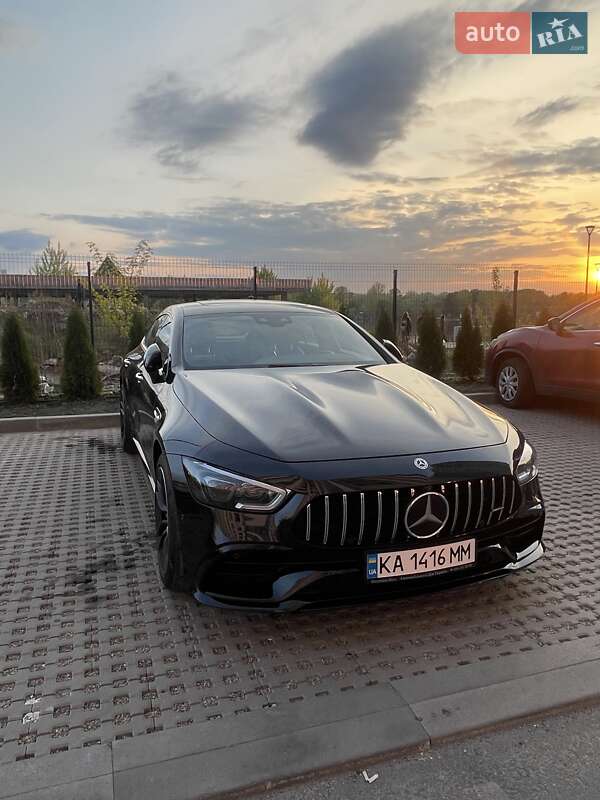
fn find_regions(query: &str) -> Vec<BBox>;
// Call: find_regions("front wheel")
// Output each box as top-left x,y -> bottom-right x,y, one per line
496,357 -> 535,408
120,389 -> 136,454
154,455 -> 190,592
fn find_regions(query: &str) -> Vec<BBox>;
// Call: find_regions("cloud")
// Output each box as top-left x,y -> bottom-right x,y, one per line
517,97 -> 581,128
512,0 -> 555,11
298,15 -> 446,166
0,16 -> 36,50
0,17 -> 19,49
127,73 -> 268,172
0,229 -> 49,251
50,178 -> 584,264
51,201 -> 367,259
351,171 -> 444,185
226,25 -> 283,63
0,17 -> 12,48
486,138 -> 600,177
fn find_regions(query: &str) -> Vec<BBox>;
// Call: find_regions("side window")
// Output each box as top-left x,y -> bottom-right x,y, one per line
156,320 -> 173,356
563,302 -> 600,331
144,315 -> 164,347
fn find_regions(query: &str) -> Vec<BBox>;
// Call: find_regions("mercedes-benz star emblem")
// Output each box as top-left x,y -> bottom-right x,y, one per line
404,492 -> 450,539
414,457 -> 429,470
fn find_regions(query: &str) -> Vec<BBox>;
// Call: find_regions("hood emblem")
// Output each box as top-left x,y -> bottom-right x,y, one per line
405,492 -> 450,539
414,457 -> 429,470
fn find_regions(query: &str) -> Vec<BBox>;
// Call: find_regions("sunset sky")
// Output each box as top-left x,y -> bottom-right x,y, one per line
1,0 -> 599,284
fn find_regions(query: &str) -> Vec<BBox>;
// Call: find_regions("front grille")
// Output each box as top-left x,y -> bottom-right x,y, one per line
294,476 -> 519,548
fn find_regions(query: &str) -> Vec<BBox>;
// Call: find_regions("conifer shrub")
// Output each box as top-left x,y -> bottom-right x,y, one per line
128,308 -> 148,351
374,303 -> 396,342
415,307 -> 446,378
0,313 -> 38,402
490,301 -> 513,339
61,305 -> 101,400
453,306 -> 483,380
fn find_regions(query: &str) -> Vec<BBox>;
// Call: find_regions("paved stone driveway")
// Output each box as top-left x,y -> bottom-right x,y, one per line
0,401 -> 598,764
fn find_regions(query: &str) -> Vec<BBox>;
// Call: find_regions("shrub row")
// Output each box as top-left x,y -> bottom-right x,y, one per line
0,306 -> 100,403
2,299 -> 515,403
414,304 -> 513,380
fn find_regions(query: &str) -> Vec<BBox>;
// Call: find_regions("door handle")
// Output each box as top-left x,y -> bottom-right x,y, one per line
134,372 -> 144,382
153,408 -> 162,422
594,342 -> 600,347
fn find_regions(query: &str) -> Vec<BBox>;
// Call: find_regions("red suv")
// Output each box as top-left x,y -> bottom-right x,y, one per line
486,298 -> 600,407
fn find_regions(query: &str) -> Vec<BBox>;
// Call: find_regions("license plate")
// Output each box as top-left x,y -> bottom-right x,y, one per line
367,538 -> 476,580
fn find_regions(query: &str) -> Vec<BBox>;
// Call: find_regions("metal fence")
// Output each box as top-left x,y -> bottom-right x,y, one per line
0,252 -> 593,394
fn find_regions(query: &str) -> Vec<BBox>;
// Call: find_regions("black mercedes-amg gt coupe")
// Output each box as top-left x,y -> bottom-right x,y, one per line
120,300 -> 544,610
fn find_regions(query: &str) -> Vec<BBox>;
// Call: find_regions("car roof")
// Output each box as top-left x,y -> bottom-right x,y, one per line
177,299 -> 338,316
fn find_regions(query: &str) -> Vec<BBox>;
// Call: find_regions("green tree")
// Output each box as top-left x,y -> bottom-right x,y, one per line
374,303 -> 395,342
87,240 -> 152,340
257,266 -> 278,281
61,305 -> 101,400
453,307 -> 483,380
491,267 -> 503,293
94,283 -> 139,338
416,307 -> 446,378
88,240 -> 154,279
0,313 -> 38,402
123,239 -> 152,277
95,255 -> 122,278
128,307 -> 148,351
490,301 -> 513,339
301,275 -> 340,310
32,241 -> 76,277
365,282 -> 388,314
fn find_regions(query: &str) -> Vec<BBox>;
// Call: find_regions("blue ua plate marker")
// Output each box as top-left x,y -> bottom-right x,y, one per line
367,553 -> 378,580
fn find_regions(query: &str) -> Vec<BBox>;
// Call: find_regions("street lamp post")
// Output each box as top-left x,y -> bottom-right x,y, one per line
585,225 -> 595,296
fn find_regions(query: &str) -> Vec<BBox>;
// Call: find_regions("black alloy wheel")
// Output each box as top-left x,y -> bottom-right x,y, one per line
154,456 -> 187,591
120,389 -> 136,453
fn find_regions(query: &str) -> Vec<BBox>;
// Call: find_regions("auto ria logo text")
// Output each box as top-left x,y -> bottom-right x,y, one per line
455,11 -> 588,55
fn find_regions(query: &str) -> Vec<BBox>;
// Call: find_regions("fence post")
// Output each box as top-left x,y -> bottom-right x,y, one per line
253,266 -> 258,299
87,260 -> 95,349
512,269 -> 519,328
392,269 -> 398,338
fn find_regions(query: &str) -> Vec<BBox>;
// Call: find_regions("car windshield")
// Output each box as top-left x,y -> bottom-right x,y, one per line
562,301 -> 600,331
182,310 -> 387,369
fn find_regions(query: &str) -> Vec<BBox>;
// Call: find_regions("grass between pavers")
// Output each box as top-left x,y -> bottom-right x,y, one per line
0,394 -> 119,418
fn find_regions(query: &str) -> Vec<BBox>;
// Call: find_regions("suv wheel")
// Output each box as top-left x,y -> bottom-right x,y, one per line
496,357 -> 535,408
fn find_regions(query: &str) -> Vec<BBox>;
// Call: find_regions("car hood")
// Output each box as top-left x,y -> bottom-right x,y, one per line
174,364 -> 509,463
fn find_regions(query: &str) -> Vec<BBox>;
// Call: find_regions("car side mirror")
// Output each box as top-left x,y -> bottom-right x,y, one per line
547,317 -> 564,334
382,339 -> 404,362
143,342 -> 164,379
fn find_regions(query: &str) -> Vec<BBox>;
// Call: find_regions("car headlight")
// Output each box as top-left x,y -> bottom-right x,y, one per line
515,440 -> 538,485
182,458 -> 289,512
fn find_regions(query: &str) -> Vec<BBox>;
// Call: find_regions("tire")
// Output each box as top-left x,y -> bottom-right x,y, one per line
120,389 -> 136,454
154,455 -> 189,592
496,357 -> 535,408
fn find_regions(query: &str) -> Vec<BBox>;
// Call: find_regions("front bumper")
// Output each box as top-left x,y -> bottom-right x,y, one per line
192,518 -> 544,611
165,441 -> 545,611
